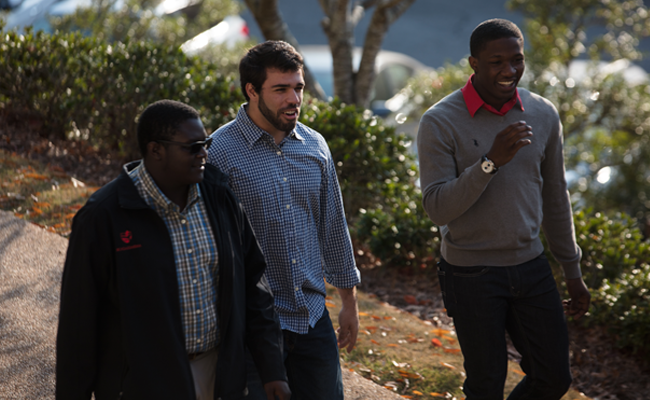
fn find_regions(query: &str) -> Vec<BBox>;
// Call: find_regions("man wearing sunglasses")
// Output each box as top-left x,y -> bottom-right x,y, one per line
56,99 -> 291,400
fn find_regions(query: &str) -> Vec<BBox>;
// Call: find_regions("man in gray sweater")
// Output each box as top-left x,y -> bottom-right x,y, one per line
417,19 -> 590,400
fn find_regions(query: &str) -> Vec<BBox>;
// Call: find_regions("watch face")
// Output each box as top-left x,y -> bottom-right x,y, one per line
481,160 -> 495,173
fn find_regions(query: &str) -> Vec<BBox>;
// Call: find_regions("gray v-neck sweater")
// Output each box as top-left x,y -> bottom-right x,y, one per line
417,88 -> 581,279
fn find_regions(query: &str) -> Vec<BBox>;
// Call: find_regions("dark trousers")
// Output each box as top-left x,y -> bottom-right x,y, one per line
245,308 -> 343,400
438,254 -> 572,400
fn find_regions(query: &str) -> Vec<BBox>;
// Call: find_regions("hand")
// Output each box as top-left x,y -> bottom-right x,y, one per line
486,121 -> 533,168
563,277 -> 590,320
336,287 -> 359,353
263,380 -> 291,400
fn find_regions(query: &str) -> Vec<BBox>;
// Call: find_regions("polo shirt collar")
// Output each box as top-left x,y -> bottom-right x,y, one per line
236,104 -> 304,147
461,74 -> 524,117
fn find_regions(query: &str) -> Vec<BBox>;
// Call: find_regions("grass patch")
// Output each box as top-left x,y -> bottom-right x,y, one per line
327,287 -> 592,400
0,149 -> 98,235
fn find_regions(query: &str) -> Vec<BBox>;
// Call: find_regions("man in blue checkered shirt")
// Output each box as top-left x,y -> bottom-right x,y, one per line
207,41 -> 361,400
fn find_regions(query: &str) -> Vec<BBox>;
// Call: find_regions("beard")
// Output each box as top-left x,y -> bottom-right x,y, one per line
257,93 -> 299,133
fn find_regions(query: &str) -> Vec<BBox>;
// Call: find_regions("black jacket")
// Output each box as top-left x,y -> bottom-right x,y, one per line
56,162 -> 286,400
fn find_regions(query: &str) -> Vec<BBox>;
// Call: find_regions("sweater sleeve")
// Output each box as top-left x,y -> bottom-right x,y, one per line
417,109 -> 494,227
540,114 -> 582,279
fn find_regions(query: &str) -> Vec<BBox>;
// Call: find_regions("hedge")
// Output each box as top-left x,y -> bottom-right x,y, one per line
0,28 -> 244,159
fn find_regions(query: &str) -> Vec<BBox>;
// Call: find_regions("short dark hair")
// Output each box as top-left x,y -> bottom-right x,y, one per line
239,40 -> 303,101
470,19 -> 523,58
137,100 -> 200,156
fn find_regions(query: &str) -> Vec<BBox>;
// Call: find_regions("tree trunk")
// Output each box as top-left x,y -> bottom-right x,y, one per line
244,0 -> 416,107
243,0 -> 327,100
355,0 -> 415,108
320,0 -> 356,104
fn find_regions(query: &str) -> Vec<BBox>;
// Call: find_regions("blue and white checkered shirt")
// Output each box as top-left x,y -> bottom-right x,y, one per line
128,163 -> 219,353
208,104 -> 360,334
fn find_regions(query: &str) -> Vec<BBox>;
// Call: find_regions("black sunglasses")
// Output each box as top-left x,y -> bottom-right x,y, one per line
156,137 -> 213,154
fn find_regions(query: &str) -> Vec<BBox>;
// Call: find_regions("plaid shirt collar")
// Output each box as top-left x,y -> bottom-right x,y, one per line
237,104 -> 305,147
129,162 -> 201,212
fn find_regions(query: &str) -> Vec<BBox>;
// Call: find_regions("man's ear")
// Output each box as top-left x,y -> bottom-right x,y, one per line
246,82 -> 258,101
147,141 -> 164,161
469,56 -> 479,73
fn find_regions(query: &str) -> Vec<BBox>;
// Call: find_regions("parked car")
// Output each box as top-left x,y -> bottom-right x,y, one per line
299,45 -> 430,116
180,14 -> 249,54
4,0 -> 122,32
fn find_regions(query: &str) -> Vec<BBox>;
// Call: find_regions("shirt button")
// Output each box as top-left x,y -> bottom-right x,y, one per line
292,259 -> 296,264
277,151 -> 282,156
187,249 -> 193,254
196,309 -> 202,314
181,219 -> 187,224
294,287 -> 299,292
283,177 -> 287,182
286,204 -> 290,209
193,279 -> 198,284
197,338 -> 202,343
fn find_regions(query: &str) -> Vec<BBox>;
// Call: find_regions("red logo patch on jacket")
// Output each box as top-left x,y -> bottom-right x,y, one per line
116,230 -> 141,252
120,230 -> 132,244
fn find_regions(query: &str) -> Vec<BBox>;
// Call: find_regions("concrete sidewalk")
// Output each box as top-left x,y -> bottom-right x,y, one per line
0,210 -> 401,400
0,210 -> 64,399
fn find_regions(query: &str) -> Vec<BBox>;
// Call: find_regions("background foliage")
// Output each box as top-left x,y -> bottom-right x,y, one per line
0,28 -> 243,159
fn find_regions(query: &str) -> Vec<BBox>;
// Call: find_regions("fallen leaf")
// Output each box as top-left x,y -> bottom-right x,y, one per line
442,335 -> 456,344
325,301 -> 336,308
387,343 -> 400,347
383,316 -> 394,320
430,328 -> 451,336
359,312 -> 369,316
440,362 -> 456,370
443,348 -> 461,354
24,172 -> 48,180
431,338 -> 442,347
33,201 -> 51,208
65,213 -> 76,219
400,396 -> 413,399
371,339 -> 380,345
371,315 -> 382,320
511,369 -> 526,376
325,296 -> 333,300
404,295 -> 417,305
412,390 -> 423,395
429,393 -> 446,397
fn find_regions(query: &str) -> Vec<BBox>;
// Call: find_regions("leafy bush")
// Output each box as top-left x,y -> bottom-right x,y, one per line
0,28 -> 244,159
543,210 -> 650,354
300,98 -> 418,222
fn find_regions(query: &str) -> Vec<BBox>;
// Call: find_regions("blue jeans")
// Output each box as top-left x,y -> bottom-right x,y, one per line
438,254 -> 571,400
245,308 -> 343,400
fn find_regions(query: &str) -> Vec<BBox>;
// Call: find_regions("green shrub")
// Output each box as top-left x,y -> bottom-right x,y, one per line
543,210 -> 650,354
300,98 -> 419,223
354,189 -> 440,269
0,29 -> 244,159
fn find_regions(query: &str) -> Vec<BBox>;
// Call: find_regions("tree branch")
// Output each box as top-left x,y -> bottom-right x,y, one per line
243,0 -> 326,100
354,0 -> 415,107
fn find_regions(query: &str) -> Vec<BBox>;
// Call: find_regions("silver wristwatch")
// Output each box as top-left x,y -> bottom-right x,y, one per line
481,155 -> 498,174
